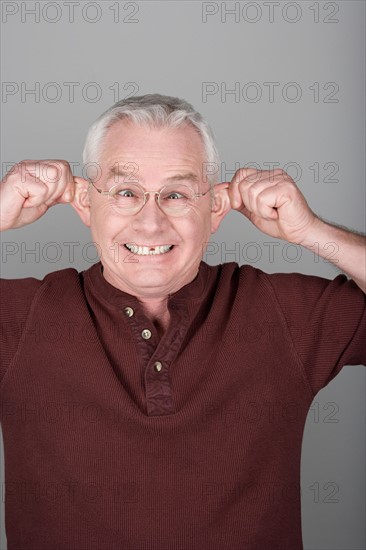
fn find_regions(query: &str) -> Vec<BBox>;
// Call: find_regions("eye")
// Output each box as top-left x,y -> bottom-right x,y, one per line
116,188 -> 136,198
166,191 -> 185,200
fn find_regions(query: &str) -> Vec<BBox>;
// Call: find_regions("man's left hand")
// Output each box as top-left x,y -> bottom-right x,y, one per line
227,167 -> 317,245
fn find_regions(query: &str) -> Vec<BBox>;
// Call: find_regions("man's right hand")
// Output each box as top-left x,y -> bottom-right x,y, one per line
0,160 -> 76,231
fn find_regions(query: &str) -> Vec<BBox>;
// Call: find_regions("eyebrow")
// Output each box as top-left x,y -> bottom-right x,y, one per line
165,172 -> 200,184
107,167 -> 137,180
107,166 -> 200,184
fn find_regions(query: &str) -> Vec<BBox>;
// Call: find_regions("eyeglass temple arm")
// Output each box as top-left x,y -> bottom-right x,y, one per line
88,180 -> 107,195
197,183 -> 230,197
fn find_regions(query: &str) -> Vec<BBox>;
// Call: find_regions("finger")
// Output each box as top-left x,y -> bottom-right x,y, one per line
254,185 -> 290,219
230,168 -> 262,207
55,177 -> 76,204
41,161 -> 72,202
229,173 -> 278,211
13,164 -> 70,208
233,167 -> 262,183
240,174 -> 284,214
214,182 -> 231,191
19,177 -> 52,208
36,161 -> 74,205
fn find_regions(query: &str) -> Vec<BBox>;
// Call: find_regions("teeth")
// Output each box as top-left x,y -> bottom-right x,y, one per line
125,244 -> 173,255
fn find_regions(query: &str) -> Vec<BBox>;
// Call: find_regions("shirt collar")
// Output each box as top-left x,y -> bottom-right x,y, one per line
83,261 -> 212,310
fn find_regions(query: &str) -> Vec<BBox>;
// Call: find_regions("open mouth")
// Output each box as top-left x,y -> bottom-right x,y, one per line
124,243 -> 174,256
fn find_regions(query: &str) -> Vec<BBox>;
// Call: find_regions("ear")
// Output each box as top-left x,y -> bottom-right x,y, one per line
210,182 -> 231,234
70,176 -> 91,227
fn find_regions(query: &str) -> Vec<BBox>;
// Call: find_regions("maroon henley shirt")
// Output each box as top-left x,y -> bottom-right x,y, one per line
0,261 -> 365,549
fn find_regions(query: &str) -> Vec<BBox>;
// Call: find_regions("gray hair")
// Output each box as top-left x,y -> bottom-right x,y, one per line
82,93 -> 220,185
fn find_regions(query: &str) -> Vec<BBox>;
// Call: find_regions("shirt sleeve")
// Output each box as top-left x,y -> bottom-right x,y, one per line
263,272 -> 366,396
0,277 -> 43,385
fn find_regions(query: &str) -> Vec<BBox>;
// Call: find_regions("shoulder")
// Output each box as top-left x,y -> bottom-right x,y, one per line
0,265 -> 88,314
259,269 -> 364,306
208,261 -> 305,292
207,261 -> 365,308
214,261 -> 357,290
0,266 -> 81,295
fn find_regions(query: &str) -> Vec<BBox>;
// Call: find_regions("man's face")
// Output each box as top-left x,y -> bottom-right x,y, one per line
75,120 -> 229,299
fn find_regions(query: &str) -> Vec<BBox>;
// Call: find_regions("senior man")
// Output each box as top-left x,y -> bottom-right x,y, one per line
0,94 -> 365,550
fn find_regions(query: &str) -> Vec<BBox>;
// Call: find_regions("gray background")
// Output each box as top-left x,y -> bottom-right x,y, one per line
0,1 -> 365,548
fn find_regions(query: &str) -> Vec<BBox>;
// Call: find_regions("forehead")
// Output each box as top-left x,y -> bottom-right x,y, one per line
99,120 -> 206,169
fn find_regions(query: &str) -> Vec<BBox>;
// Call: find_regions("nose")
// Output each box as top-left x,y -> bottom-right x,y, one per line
143,191 -> 160,209
131,191 -> 169,232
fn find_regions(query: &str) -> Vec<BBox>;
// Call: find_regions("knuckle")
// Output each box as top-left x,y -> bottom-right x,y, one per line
234,167 -> 256,181
44,165 -> 62,183
36,180 -> 48,194
274,168 -> 285,177
7,162 -> 21,176
247,186 -> 256,199
43,160 -> 70,182
245,167 -> 260,175
247,168 -> 262,182
281,169 -> 292,180
257,193 -> 266,206
54,159 -> 70,171
233,168 -> 243,181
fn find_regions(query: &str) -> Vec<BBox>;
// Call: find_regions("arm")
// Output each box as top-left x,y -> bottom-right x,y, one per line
299,217 -> 366,293
226,168 -> 366,292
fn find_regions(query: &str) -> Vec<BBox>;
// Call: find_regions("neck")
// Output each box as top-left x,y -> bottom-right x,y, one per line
100,267 -> 175,335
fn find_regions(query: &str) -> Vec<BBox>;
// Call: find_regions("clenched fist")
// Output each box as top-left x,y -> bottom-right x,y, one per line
0,160 -> 76,231
227,167 -> 318,245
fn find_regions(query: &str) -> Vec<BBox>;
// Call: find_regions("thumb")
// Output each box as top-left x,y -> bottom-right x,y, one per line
57,176 -> 81,204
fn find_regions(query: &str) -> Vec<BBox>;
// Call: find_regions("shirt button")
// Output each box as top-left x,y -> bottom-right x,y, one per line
124,307 -> 134,317
154,361 -> 163,372
141,329 -> 152,340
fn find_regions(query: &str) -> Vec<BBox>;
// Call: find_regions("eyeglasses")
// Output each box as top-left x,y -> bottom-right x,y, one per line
89,180 -> 212,216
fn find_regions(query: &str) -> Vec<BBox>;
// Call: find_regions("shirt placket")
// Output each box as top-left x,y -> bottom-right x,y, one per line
121,301 -> 190,416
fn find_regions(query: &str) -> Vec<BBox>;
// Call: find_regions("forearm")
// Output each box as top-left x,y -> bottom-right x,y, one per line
299,217 -> 366,292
